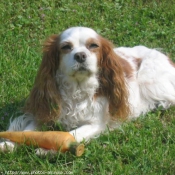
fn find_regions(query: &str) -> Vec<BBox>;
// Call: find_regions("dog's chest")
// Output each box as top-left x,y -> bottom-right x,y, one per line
58,89 -> 101,130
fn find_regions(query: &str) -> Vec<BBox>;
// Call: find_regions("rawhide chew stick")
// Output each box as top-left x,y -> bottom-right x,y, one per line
0,131 -> 84,156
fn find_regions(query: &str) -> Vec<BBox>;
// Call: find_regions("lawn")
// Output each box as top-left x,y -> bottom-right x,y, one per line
0,0 -> 175,174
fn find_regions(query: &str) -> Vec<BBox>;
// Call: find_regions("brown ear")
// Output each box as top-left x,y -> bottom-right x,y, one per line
24,35 -> 61,123
98,36 -> 130,120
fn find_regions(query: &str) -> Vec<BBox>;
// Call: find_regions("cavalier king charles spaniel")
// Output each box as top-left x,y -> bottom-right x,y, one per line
1,27 -> 175,155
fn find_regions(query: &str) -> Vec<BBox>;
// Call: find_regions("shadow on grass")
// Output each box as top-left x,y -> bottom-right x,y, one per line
0,99 -> 26,131
0,99 -> 65,132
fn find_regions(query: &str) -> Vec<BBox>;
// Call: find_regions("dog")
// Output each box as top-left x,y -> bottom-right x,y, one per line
1,27 -> 175,155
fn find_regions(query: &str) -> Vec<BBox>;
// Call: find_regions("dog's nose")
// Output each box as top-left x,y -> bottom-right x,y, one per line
74,52 -> 87,63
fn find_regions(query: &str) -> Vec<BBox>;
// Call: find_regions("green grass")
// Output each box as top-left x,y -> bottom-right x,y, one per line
0,0 -> 175,174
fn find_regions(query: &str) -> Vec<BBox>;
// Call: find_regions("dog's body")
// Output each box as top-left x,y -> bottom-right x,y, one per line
1,27 -> 175,155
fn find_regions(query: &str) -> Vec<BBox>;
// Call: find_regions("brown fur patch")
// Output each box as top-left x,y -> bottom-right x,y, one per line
23,35 -> 61,123
119,57 -> 133,79
86,38 -> 100,51
96,36 -> 130,121
135,58 -> 142,70
168,58 -> 175,68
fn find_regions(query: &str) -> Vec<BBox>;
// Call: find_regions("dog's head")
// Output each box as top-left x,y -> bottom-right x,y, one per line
24,27 -> 130,122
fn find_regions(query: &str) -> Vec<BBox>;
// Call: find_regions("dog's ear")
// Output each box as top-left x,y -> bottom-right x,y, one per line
24,35 -> 61,123
98,36 -> 130,121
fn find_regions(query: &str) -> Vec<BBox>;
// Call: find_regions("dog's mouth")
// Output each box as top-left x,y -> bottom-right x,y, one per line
78,66 -> 88,72
73,63 -> 90,73
71,64 -> 93,81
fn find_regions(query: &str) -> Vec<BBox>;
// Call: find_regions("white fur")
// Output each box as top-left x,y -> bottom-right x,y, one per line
1,27 -> 175,155
115,46 -> 175,118
59,27 -> 99,82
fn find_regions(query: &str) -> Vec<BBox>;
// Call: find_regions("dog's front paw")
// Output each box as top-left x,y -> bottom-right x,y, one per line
35,148 -> 57,157
0,141 -> 15,152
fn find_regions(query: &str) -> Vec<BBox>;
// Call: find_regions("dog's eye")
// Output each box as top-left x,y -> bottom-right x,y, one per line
89,43 -> 99,49
61,45 -> 72,51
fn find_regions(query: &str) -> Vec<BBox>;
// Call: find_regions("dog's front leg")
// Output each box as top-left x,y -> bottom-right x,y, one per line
69,123 -> 106,143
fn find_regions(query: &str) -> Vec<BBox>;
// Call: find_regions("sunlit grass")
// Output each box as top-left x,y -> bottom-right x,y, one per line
0,0 -> 175,174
